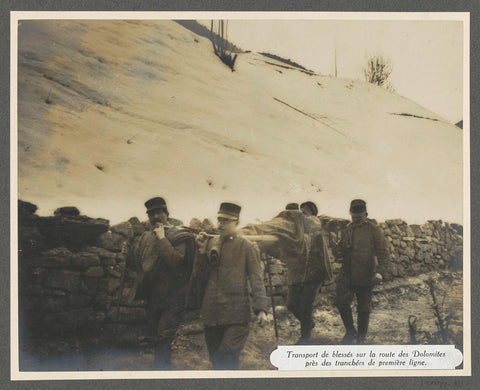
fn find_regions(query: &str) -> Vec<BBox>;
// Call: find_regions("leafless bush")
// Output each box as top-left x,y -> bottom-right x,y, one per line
364,55 -> 394,91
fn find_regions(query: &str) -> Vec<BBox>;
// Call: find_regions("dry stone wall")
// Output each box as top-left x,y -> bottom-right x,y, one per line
18,200 -> 463,352
378,218 -> 463,279
19,201 -> 149,353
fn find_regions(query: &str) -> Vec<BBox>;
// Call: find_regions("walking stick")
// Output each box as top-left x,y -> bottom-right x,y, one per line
264,253 -> 279,346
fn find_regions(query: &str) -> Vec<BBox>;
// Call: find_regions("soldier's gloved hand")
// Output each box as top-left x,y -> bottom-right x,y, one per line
256,310 -> 268,327
372,273 -> 383,285
196,232 -> 209,254
153,224 -> 165,239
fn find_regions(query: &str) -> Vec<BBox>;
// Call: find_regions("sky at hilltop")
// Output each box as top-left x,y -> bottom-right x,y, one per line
200,19 -> 464,124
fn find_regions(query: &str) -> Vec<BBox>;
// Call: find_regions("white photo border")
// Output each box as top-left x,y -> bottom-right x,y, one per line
10,10 -> 471,380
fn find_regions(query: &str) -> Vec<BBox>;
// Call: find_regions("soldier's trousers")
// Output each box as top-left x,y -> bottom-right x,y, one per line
204,323 -> 250,369
287,279 -> 321,336
335,280 -> 373,314
335,279 -> 373,339
146,296 -> 185,369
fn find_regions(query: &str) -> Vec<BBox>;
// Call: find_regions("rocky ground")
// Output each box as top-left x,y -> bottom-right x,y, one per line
21,270 -> 463,371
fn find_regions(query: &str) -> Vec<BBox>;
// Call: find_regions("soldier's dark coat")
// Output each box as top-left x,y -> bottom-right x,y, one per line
124,222 -> 196,367
195,233 -> 268,326
336,219 -> 389,286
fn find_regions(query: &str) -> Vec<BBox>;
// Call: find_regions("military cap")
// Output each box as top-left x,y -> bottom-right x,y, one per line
350,199 -> 367,214
300,201 -> 318,216
285,203 -> 299,210
144,197 -> 168,213
217,202 -> 241,220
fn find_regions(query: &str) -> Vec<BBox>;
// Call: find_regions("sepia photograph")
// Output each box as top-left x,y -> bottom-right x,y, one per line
11,11 -> 469,379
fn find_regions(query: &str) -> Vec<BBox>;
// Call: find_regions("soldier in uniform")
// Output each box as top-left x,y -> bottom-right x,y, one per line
195,202 -> 268,369
126,197 -> 196,369
286,201 -> 329,344
239,201 -> 332,344
335,199 -> 390,344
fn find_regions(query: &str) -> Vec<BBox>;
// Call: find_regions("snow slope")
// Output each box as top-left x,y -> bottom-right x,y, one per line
16,20 -> 463,225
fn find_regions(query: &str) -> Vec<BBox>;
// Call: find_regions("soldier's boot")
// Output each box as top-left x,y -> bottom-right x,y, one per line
296,319 -> 315,345
357,312 -> 370,345
338,305 -> 357,344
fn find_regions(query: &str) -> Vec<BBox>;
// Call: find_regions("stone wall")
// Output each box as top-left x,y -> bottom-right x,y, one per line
18,200 -> 463,352
19,201 -> 149,352
378,218 -> 463,279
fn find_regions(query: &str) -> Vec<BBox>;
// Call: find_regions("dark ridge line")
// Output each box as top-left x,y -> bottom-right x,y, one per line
264,61 -> 293,70
259,52 -> 313,73
389,112 -> 441,122
273,97 -> 347,138
262,60 -> 316,76
221,143 -> 247,153
300,69 -> 316,76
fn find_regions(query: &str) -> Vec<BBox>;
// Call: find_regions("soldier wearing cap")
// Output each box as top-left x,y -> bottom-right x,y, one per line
242,200 -> 331,344
195,202 -> 268,369
126,197 -> 196,368
300,201 -> 318,217
287,200 -> 328,344
335,199 -> 389,344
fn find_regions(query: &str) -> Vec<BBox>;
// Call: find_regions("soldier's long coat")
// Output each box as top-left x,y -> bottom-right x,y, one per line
195,233 -> 268,326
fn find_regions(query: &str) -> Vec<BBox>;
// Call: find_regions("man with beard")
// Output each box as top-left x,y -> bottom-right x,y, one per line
195,202 -> 268,369
126,196 -> 196,369
335,199 -> 390,344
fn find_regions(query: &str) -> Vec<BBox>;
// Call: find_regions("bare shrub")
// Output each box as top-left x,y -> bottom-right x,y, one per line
364,55 -> 394,91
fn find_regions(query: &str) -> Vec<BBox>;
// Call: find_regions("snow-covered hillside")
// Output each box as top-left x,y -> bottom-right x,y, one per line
16,20 -> 463,225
